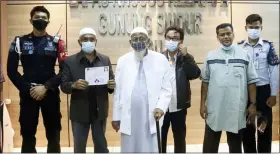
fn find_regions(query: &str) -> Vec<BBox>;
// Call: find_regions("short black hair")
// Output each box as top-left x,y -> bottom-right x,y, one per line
30,6 -> 50,19
246,14 -> 262,25
164,26 -> 184,41
216,23 -> 233,35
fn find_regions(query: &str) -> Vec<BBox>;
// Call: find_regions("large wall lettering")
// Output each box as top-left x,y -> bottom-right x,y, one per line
69,0 -> 228,36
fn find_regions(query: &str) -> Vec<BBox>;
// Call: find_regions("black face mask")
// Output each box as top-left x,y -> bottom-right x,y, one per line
32,19 -> 48,31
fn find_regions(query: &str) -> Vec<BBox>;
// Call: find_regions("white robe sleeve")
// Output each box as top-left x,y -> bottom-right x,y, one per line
113,58 -> 122,121
155,59 -> 172,114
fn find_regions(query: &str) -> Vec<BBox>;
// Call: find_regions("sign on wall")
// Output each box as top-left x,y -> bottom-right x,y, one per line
67,0 -> 230,57
69,0 -> 228,36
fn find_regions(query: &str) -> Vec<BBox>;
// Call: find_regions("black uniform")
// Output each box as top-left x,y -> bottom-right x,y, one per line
7,32 -> 67,153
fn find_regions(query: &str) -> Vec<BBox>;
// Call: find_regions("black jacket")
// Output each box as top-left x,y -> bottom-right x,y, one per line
61,51 -> 114,123
163,51 -> 201,109
7,33 -> 67,102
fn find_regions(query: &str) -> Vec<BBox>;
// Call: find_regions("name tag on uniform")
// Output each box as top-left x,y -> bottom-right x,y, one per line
23,41 -> 34,54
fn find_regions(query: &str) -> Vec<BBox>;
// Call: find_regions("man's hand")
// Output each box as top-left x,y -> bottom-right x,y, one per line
153,108 -> 164,121
179,45 -> 188,56
30,85 -> 47,101
247,104 -> 257,124
111,121 -> 120,132
107,79 -> 115,90
72,79 -> 88,90
200,104 -> 207,119
266,96 -> 277,108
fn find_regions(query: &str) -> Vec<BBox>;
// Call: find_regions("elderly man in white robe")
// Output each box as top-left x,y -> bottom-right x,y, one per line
111,27 -> 172,153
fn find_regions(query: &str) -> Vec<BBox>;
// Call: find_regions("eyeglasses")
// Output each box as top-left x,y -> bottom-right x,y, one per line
131,36 -> 147,42
165,37 -> 180,41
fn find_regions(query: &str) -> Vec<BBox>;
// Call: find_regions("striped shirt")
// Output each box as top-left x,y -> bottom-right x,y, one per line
200,44 -> 259,133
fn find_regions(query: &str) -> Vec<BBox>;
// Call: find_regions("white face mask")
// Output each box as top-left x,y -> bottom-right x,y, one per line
221,43 -> 234,51
248,28 -> 261,40
82,41 -> 95,53
165,40 -> 179,52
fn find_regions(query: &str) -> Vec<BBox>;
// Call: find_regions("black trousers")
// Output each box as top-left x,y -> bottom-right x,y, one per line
161,109 -> 186,153
242,84 -> 272,153
19,95 -> 61,153
203,124 -> 242,153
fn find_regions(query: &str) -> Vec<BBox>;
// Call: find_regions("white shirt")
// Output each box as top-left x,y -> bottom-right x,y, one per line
168,52 -> 181,113
200,45 -> 259,133
238,38 -> 279,96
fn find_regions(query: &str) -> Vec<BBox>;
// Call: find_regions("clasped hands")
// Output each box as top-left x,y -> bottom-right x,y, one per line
72,79 -> 115,90
30,84 -> 47,101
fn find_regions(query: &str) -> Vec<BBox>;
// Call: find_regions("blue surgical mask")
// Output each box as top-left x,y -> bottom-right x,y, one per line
248,28 -> 261,40
165,40 -> 179,52
221,43 -> 233,51
82,41 -> 95,53
131,41 -> 147,52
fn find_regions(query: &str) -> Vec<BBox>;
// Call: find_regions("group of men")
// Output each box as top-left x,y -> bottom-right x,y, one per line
4,5 -> 278,153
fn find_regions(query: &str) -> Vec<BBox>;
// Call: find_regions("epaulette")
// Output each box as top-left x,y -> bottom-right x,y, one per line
15,35 -> 24,39
262,40 -> 271,43
263,40 -> 274,46
237,40 -> 245,45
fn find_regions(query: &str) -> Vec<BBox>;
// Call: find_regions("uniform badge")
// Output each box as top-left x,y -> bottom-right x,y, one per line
23,41 -> 34,52
29,50 -> 33,54
45,41 -> 55,51
48,42 -> 53,47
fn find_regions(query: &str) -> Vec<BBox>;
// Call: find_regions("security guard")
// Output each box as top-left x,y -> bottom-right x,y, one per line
7,6 -> 67,153
238,14 -> 279,153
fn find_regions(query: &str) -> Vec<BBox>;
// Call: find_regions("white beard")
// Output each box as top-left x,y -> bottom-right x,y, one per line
134,49 -> 147,60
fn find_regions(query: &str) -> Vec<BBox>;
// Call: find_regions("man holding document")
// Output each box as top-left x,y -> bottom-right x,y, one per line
61,27 -> 115,153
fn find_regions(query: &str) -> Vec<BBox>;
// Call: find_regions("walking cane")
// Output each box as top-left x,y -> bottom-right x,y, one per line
156,120 -> 162,153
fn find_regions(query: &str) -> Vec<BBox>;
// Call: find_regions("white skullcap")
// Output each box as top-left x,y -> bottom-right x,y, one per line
130,27 -> 148,37
79,27 -> 96,37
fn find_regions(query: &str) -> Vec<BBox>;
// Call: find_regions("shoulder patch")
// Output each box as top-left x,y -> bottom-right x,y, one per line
267,41 -> 279,65
237,40 -> 245,45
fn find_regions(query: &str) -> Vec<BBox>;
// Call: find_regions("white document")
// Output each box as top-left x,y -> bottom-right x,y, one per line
85,66 -> 109,86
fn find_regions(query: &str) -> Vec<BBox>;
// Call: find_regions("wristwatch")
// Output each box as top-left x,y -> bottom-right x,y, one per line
250,101 -> 256,105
